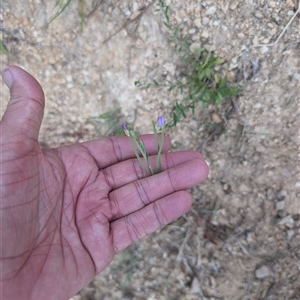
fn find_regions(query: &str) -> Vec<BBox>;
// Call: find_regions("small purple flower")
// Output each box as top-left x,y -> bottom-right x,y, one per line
121,124 -> 130,136
157,116 -> 165,128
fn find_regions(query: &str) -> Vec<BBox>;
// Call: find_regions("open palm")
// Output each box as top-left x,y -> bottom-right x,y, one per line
0,66 -> 208,300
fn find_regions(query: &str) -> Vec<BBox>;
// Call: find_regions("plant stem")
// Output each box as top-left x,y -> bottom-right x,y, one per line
129,138 -> 150,176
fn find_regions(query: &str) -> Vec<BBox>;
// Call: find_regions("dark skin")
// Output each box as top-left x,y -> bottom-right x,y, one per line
0,66 -> 209,300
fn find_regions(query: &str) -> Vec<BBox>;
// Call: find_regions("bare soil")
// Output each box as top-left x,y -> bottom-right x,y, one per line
1,0 -> 299,299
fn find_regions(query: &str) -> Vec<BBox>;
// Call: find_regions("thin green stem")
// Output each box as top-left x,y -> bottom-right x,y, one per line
134,139 -> 154,175
129,138 -> 149,176
152,121 -> 159,151
156,128 -> 165,173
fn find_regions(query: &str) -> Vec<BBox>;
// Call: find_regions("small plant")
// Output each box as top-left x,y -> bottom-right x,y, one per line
89,107 -> 126,137
122,116 -> 166,176
49,0 -> 97,31
135,0 -> 242,128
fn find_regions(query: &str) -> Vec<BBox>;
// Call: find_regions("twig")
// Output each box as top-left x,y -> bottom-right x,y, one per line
85,0 -> 104,19
102,4 -> 151,43
176,227 -> 191,261
253,1 -> 300,47
235,239 -> 252,258
274,1 -> 300,44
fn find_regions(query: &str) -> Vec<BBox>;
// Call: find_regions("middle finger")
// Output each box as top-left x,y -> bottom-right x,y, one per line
108,154 -> 208,220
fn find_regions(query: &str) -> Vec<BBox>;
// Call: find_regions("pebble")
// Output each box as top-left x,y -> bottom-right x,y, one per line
229,62 -> 239,70
246,232 -> 253,243
190,42 -> 201,53
252,35 -> 259,45
266,188 -> 275,200
194,18 -> 201,28
230,3 -> 238,10
269,1 -> 276,8
211,112 -> 223,124
201,30 -> 209,39
275,200 -> 285,211
202,17 -> 210,25
189,277 -> 201,294
276,190 -> 287,200
260,46 -> 269,54
254,12 -> 263,19
277,215 -> 294,228
205,6 -> 217,15
255,265 -> 269,279
277,210 -> 286,218
287,229 -> 295,239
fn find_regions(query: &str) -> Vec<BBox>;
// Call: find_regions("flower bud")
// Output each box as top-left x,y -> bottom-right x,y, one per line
157,116 -> 165,128
121,124 -> 130,137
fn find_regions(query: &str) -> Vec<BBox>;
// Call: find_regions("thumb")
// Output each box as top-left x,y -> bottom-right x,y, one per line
1,65 -> 45,145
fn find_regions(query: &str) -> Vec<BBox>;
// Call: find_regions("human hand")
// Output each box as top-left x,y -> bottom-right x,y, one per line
0,66 -> 208,300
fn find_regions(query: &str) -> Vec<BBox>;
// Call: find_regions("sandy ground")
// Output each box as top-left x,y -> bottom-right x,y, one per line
1,0 -> 300,299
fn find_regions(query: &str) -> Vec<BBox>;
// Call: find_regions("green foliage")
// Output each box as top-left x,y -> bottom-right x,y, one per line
49,0 -> 85,31
89,108 -> 125,137
136,0 -> 243,128
121,118 -> 166,176
49,0 -> 73,23
0,41 -> 9,55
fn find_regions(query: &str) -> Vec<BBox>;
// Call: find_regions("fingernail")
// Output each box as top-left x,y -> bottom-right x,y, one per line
2,68 -> 13,88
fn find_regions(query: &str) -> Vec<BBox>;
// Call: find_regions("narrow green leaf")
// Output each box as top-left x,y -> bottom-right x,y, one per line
0,42 -> 9,55
163,22 -> 171,30
213,57 -> 224,66
49,0 -> 73,24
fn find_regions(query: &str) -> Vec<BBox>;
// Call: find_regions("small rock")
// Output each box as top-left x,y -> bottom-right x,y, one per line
163,63 -> 175,76
190,277 -> 201,294
277,215 -> 294,228
202,17 -> 210,25
259,46 -> 269,54
252,35 -> 259,45
275,200 -> 285,211
261,38 -> 270,44
255,265 -> 269,279
211,112 -> 223,124
266,188 -> 275,200
229,62 -> 239,70
254,11 -> 263,19
269,1 -> 276,8
276,189 -> 287,200
246,232 -> 253,243
190,42 -> 201,53
230,3 -> 238,10
129,9 -> 143,20
201,30 -> 209,39
194,18 -> 201,28
136,38 -> 144,47
205,6 -> 217,15
66,75 -> 73,83
277,210 -> 286,218
238,32 -> 245,39
205,44 -> 216,51
222,183 -> 232,194
287,229 -> 295,239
